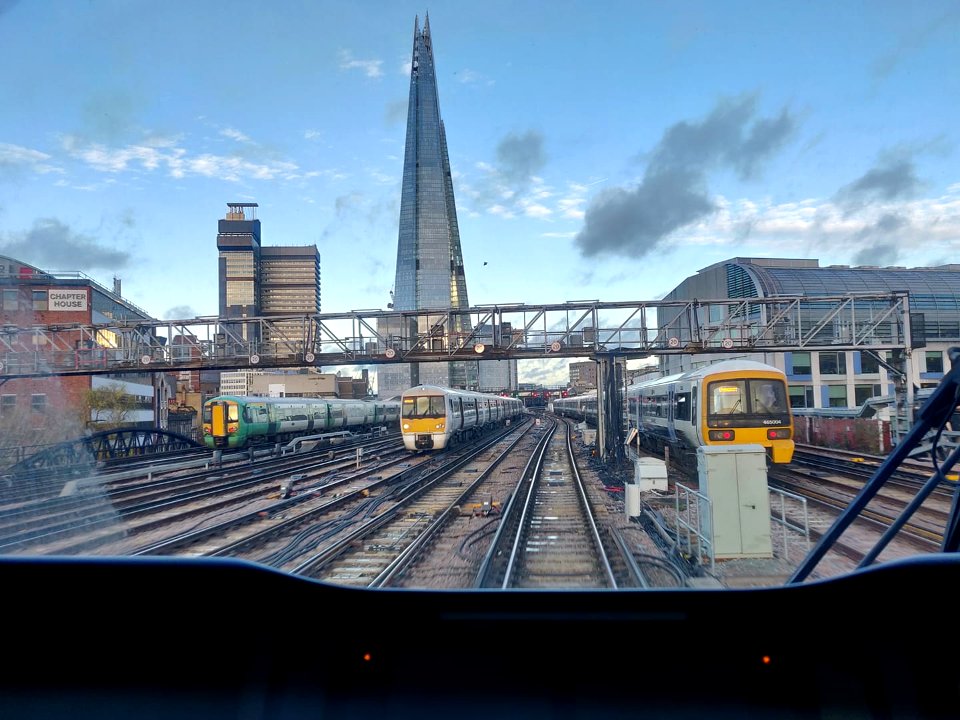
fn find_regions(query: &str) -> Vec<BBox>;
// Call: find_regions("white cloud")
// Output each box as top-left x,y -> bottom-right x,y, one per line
523,203 -> 552,218
674,187 -> 960,259
338,49 -> 383,78
62,135 -> 306,183
0,141 -> 63,174
220,127 -> 253,143
457,68 -> 494,86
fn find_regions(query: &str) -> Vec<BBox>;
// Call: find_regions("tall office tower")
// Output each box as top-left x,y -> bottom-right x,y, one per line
260,245 -> 321,348
378,14 -> 479,398
216,203 -> 321,355
217,202 -> 261,349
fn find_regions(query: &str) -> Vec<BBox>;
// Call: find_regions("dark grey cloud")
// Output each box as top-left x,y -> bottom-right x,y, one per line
78,90 -> 145,145
852,242 -> 899,267
576,171 -> 714,258
872,7 -> 960,79
495,130 -> 546,185
385,99 -> 408,126
837,158 -> 920,207
463,129 -> 549,215
0,218 -> 130,271
851,214 -> 909,266
576,95 -> 796,259
644,95 -> 794,180
164,305 -> 197,320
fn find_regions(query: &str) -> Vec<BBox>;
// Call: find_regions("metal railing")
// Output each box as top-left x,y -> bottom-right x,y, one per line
768,486 -> 811,562
674,481 -> 714,571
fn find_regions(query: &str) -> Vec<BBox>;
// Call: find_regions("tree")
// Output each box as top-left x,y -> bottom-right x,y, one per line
85,384 -> 137,429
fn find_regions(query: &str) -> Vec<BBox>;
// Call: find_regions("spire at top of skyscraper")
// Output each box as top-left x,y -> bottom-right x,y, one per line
379,14 -> 478,394
392,13 -> 468,314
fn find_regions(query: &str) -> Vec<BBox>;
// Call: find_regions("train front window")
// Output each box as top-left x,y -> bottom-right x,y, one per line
709,380 -> 788,416
402,396 -> 445,418
709,381 -> 746,415
752,381 -> 788,415
227,404 -> 240,422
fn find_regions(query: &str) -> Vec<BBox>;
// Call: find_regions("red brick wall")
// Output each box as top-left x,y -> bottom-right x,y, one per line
1,285 -> 94,445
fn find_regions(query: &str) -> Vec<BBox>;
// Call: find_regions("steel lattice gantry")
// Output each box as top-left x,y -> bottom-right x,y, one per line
0,293 -> 913,379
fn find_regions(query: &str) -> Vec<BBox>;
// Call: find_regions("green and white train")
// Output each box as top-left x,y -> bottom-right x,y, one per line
202,395 -> 401,449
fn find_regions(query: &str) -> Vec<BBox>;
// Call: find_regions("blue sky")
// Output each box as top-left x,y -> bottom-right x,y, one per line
1,0 -> 958,386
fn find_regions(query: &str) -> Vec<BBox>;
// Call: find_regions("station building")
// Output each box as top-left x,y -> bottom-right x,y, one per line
659,257 -> 960,411
0,255 -> 168,457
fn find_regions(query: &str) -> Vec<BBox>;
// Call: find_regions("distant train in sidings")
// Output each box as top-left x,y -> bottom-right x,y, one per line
202,395 -> 400,450
400,385 -> 525,450
552,359 -> 795,465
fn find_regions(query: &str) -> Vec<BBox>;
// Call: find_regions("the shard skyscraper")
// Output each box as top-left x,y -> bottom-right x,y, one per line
378,14 -> 479,398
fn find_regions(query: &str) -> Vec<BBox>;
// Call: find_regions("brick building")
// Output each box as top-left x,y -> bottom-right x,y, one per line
1,255 -> 164,459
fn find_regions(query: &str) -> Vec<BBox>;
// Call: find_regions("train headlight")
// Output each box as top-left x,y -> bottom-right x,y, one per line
227,423 -> 238,433
402,423 -> 410,430
708,430 -> 735,441
767,428 -> 791,439
435,422 -> 445,430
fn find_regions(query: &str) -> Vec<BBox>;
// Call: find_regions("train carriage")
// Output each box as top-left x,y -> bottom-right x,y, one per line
551,360 -> 794,465
202,395 -> 401,449
400,385 -> 524,451
627,359 -> 794,465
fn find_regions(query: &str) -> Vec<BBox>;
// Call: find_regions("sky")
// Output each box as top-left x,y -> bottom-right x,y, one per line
1,0 -> 959,387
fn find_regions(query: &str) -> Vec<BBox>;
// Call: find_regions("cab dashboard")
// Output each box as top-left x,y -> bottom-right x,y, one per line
2,554 -> 959,719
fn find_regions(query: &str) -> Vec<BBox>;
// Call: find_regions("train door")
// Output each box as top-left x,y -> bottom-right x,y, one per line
691,386 -> 700,444
667,385 -> 678,441
211,401 -> 227,440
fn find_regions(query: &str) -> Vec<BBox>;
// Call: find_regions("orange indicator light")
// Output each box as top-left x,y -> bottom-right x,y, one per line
363,652 -> 372,662
761,655 -> 771,665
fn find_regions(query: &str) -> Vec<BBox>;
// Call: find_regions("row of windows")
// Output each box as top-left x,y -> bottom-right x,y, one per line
0,394 -> 46,415
2,289 -> 61,312
787,384 -> 884,408
791,350 -> 945,376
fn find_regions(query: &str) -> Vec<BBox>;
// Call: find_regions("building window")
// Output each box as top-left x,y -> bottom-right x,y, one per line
854,384 -> 877,405
791,352 -> 811,375
859,351 -> 880,374
2,289 -> 18,311
32,290 -> 47,311
820,352 -> 846,375
827,385 -> 848,408
926,351 -> 944,374
788,385 -> 814,409
31,394 -> 46,412
0,394 -> 16,417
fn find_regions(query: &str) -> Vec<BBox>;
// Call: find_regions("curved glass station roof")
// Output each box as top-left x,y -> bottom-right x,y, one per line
671,257 -> 960,342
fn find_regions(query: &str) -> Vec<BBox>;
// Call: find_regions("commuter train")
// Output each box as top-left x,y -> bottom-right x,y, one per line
202,395 -> 400,449
400,385 -> 525,450
552,359 -> 794,465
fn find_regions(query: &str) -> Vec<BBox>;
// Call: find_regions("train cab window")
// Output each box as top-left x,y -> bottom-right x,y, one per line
709,381 -> 745,415
752,381 -> 787,414
675,392 -> 691,421
402,396 -> 445,418
227,404 -> 240,422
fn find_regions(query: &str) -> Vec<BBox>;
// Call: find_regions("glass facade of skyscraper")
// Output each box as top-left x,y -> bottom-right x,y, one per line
379,15 -> 479,397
